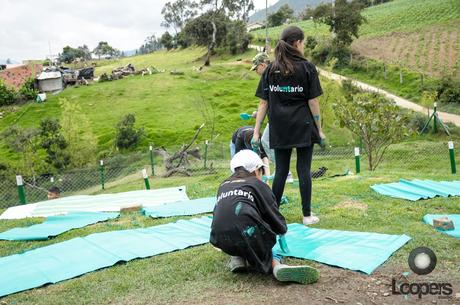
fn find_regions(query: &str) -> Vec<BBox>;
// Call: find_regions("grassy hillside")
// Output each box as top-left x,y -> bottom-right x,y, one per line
0,48 -> 353,167
252,0 -> 460,78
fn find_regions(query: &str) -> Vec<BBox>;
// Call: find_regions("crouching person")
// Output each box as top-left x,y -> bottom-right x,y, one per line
210,149 -> 318,284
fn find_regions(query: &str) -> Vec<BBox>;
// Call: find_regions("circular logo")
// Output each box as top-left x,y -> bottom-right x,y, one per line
408,247 -> 437,275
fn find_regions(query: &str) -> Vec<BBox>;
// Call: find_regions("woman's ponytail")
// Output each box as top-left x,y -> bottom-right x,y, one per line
270,26 -> 306,77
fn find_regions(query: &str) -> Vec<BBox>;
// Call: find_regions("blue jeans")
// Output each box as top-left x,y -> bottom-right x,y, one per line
273,251 -> 283,262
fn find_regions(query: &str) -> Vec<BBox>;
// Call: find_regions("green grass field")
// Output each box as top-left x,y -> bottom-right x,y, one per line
0,165 -> 459,304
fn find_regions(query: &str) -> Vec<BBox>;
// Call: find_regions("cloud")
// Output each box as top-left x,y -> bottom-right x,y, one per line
0,0 -> 271,61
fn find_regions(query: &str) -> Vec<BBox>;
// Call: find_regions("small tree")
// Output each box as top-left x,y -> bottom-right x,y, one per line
313,0 -> 365,47
334,92 -> 410,170
2,125 -> 46,179
39,118 -> 71,171
160,32 -> 174,50
419,91 -> 437,117
268,4 -> 294,27
60,98 -> 97,167
115,114 -> 144,150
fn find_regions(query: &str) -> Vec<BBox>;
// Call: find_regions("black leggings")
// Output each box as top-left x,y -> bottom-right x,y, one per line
272,146 -> 313,216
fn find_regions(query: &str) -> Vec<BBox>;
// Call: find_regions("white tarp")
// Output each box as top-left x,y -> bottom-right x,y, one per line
0,186 -> 189,219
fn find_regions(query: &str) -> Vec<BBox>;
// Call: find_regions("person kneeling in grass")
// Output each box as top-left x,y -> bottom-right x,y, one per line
210,149 -> 319,284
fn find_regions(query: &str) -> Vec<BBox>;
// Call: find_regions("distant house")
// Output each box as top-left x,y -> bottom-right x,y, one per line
247,22 -> 265,32
37,71 -> 63,93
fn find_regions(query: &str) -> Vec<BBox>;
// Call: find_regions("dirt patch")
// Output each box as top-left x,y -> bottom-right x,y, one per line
168,265 -> 460,305
335,199 -> 368,211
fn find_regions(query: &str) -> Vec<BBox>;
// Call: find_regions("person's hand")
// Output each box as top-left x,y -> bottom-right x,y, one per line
251,135 -> 260,152
251,111 -> 257,118
319,131 -> 327,149
278,235 -> 289,253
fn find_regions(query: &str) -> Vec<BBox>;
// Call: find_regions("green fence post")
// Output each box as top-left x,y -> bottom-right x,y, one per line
142,169 -> 151,189
149,145 -> 155,177
433,103 -> 438,133
16,175 -> 27,204
449,141 -> 457,174
354,147 -> 361,174
99,160 -> 105,190
204,140 -> 209,169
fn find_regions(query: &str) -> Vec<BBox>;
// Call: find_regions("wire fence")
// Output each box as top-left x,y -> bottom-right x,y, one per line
0,140 -> 457,209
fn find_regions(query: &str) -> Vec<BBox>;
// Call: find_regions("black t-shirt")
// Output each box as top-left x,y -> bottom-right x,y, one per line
231,126 -> 268,159
255,60 -> 323,149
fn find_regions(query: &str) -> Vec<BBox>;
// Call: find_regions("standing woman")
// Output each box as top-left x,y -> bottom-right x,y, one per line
253,26 -> 325,225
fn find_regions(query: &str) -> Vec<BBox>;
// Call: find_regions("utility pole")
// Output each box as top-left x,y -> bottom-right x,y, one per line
331,0 -> 336,38
265,0 -> 269,53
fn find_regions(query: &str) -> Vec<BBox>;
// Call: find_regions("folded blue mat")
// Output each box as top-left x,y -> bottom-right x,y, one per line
0,216 -> 212,298
371,179 -> 460,201
423,214 -> 460,238
273,224 -> 411,274
142,197 -> 216,218
0,212 -> 119,241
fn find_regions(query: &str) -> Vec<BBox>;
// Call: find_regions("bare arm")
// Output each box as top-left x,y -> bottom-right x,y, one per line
308,98 -> 325,139
253,99 -> 268,141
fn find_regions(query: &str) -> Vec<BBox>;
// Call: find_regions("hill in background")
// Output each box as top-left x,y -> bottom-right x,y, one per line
249,0 -> 323,23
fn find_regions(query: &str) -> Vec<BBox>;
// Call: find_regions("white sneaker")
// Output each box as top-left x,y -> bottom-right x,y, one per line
273,264 -> 319,284
228,256 -> 247,272
303,215 -> 319,225
286,171 -> 294,183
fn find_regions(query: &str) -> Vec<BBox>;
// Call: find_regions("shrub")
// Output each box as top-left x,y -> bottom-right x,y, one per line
435,77 -> 460,104
115,113 -> 144,150
19,78 -> 38,101
0,80 -> 17,106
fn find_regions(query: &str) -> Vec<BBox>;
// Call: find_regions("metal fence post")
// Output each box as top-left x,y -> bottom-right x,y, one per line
149,145 -> 155,177
16,175 -> 27,204
99,160 -> 105,190
142,169 -> 151,189
448,141 -> 457,174
355,147 -> 361,174
204,140 -> 209,169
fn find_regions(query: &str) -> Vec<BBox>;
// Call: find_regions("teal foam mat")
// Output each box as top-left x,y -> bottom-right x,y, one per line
371,179 -> 460,201
423,214 -> 460,238
0,216 -> 212,298
0,212 -> 119,241
273,224 -> 411,274
142,197 -> 216,218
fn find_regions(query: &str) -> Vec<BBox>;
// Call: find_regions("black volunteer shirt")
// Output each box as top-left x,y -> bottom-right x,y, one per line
255,60 -> 323,149
210,175 -> 287,273
231,126 -> 268,159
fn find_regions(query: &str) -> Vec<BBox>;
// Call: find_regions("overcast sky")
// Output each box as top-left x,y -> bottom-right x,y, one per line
0,0 -> 277,62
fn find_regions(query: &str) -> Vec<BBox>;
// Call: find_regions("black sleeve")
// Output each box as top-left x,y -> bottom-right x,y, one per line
306,63 -> 323,100
255,68 -> 269,101
259,144 -> 268,160
253,180 -> 287,235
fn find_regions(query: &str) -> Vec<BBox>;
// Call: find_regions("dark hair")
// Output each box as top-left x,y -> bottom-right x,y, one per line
48,186 -> 60,194
231,167 -> 256,179
270,26 -> 306,77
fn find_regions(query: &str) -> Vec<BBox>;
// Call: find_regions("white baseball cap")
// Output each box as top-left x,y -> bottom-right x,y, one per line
230,149 -> 267,173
